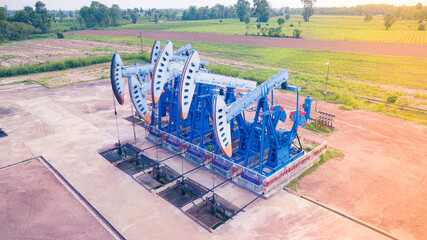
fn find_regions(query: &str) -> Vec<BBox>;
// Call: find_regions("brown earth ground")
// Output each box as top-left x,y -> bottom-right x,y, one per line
0,38 -> 139,67
68,30 -> 427,57
0,80 -> 396,240
0,158 -> 114,239
274,90 -> 427,240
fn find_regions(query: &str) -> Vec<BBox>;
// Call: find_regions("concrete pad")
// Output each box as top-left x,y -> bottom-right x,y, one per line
0,81 -> 392,239
0,159 -> 114,240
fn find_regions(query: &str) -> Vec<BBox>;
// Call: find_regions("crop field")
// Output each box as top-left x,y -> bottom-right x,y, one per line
112,16 -> 427,44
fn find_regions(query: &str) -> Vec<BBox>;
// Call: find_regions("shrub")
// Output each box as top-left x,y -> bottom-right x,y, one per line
293,29 -> 302,38
339,105 -> 353,111
256,23 -> 261,29
57,32 -> 64,38
290,23 -> 294,27
414,93 -> 427,99
418,24 -> 425,31
387,95 -> 398,103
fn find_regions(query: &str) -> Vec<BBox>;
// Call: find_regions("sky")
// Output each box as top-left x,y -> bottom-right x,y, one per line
2,0 -> 426,10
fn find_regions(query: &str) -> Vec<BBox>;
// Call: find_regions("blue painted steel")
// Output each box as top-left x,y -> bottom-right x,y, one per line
113,41 -> 313,180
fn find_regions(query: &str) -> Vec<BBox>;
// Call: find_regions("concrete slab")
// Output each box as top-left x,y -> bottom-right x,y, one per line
0,159 -> 114,240
0,80 -> 391,239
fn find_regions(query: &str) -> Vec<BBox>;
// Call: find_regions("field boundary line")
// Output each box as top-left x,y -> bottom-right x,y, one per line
284,188 -> 399,240
294,84 -> 427,113
37,156 -> 126,240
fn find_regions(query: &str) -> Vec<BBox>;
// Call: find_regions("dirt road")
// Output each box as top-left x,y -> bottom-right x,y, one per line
69,30 -> 427,58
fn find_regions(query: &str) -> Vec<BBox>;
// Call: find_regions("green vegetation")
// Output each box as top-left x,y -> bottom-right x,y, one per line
286,148 -> 344,191
196,63 -> 427,125
236,0 -> 251,22
67,35 -> 427,89
301,0 -> 316,22
304,122 -> 333,136
0,52 -> 150,77
0,2 -> 54,43
384,14 -> 397,30
112,17 -> 427,44
78,2 -> 121,28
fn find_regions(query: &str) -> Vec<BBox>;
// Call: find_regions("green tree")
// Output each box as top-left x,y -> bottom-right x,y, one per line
154,12 -> 159,24
78,1 -> 111,28
59,10 -> 65,23
130,12 -> 138,24
110,4 -> 121,26
384,14 -> 396,30
4,21 -> 36,40
0,7 -> 6,22
236,0 -> 250,22
244,15 -> 250,35
301,0 -> 316,22
171,11 -> 177,21
277,18 -> 285,26
285,14 -> 290,21
12,10 -> 31,24
34,1 -> 52,33
253,0 -> 270,22
293,29 -> 302,38
364,13 -> 373,22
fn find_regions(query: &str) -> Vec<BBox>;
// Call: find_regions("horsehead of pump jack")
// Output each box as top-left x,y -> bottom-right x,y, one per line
178,49 -> 257,120
127,40 -> 209,123
213,69 -> 291,158
110,40 -> 201,105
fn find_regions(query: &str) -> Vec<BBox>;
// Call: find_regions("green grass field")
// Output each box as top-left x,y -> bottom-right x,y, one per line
66,34 -> 427,90
111,16 -> 427,44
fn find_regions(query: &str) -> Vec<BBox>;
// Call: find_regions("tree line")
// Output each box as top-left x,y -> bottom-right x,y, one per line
0,1 -> 52,42
315,3 -> 426,21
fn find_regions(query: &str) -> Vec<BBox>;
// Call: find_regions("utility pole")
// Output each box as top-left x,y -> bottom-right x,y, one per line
324,62 -> 329,101
140,31 -> 143,52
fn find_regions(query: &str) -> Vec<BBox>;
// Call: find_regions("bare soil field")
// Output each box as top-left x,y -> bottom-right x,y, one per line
0,80 -> 396,240
69,30 -> 427,58
0,62 -> 110,87
0,158 -> 114,239
273,90 -> 427,240
0,38 -> 141,67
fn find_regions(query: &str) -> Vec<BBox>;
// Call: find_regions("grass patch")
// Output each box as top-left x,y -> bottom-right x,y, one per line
304,122 -> 333,136
0,55 -> 21,60
286,148 -> 344,192
28,33 -> 57,40
201,63 -> 427,125
90,47 -> 115,52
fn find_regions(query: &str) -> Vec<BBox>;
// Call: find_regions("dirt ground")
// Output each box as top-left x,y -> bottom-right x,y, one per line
0,38 -> 141,67
273,90 -> 427,240
0,62 -> 111,86
0,80 -> 393,240
0,158 -> 114,239
68,30 -> 427,57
